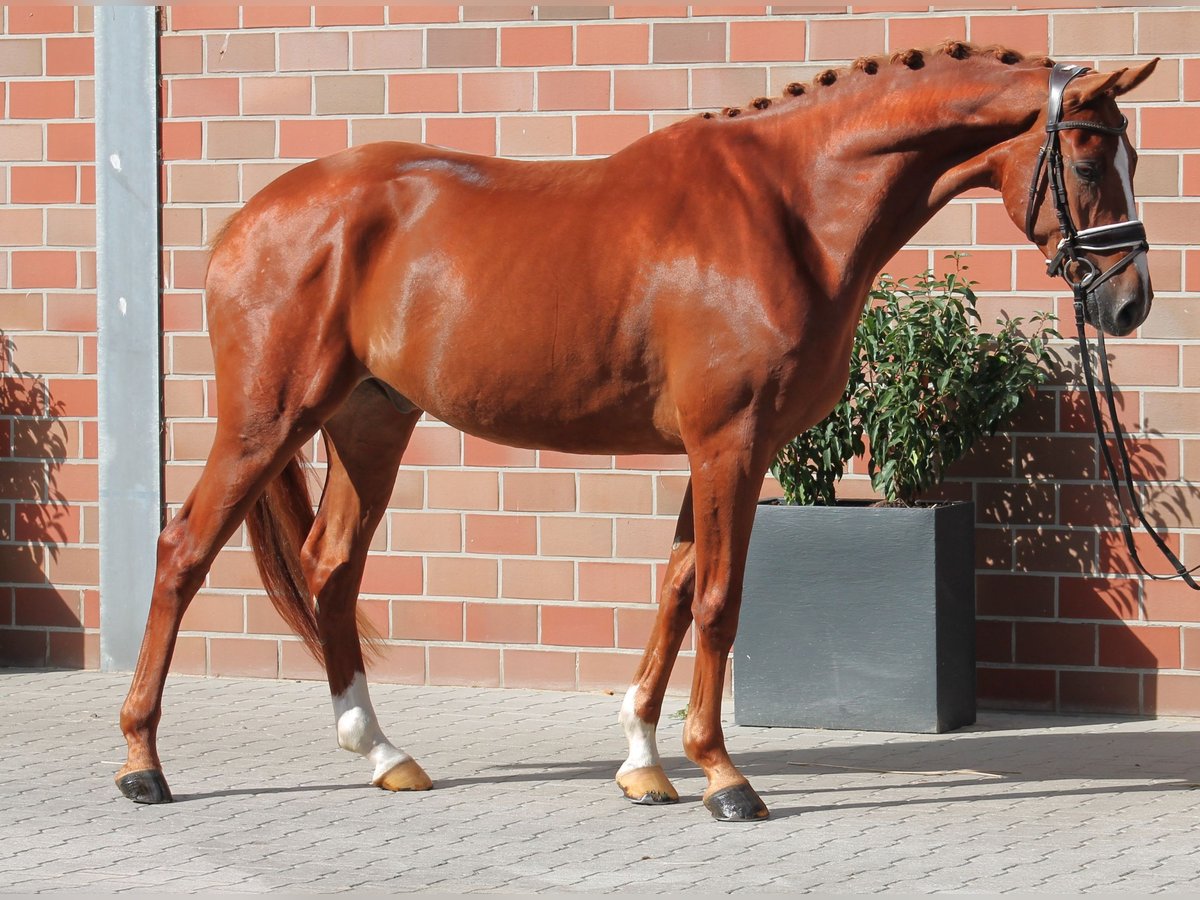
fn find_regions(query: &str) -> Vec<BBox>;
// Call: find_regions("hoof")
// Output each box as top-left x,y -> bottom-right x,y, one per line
115,769 -> 174,804
704,782 -> 769,822
616,765 -> 679,805
374,758 -> 433,792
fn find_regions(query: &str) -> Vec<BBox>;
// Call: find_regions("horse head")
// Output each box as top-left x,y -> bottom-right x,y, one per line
996,59 -> 1159,336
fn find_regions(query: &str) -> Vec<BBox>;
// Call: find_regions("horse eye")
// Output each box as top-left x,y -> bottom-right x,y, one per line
1073,161 -> 1103,182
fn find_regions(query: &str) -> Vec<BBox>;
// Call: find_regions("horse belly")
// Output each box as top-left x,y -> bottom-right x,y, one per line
438,401 -> 685,456
409,377 -> 682,456
363,310 -> 682,456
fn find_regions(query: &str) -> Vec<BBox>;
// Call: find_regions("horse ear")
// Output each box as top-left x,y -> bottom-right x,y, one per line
1063,59 -> 1159,108
1063,70 -> 1124,110
1107,58 -> 1159,97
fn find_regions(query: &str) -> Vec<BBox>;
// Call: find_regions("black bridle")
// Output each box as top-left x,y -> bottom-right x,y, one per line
1024,63 -> 1148,297
1027,63 -> 1198,589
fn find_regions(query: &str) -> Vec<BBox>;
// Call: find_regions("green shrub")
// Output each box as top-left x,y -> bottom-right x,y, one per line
772,260 -> 1059,507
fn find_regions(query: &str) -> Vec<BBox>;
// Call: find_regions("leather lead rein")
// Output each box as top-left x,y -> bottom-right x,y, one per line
1029,64 -> 1200,589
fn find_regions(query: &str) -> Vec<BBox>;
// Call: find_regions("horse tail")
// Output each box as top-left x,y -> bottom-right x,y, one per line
246,454 -> 325,665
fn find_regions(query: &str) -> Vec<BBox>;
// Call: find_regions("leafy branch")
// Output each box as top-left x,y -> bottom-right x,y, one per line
772,259 -> 1059,507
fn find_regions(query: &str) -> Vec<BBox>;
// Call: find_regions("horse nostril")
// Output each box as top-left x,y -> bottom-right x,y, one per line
1114,299 -> 1140,335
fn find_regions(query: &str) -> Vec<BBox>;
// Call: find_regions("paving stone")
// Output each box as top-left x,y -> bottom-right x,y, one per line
3,670 -> 1200,891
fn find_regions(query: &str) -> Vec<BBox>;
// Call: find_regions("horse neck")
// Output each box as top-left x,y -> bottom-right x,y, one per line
755,61 -> 1045,300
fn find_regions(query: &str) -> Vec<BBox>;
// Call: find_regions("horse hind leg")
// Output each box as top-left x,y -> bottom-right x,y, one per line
301,381 -> 431,791
116,393 -> 348,802
616,483 -> 695,805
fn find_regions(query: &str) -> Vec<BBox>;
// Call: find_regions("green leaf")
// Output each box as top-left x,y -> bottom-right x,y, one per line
771,258 -> 1059,506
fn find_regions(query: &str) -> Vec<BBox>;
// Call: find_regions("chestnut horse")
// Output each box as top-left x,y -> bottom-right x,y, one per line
117,44 -> 1157,821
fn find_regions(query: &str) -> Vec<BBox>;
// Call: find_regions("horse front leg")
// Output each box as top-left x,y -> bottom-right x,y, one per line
683,437 -> 771,821
616,482 -> 695,804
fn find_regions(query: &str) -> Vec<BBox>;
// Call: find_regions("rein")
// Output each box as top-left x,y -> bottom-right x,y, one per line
1028,63 -> 1200,590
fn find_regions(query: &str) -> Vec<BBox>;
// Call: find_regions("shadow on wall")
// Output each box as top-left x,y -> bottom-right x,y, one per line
0,330 -> 79,667
950,337 -> 1191,582
1052,338 -> 1197,580
951,335 -> 1198,715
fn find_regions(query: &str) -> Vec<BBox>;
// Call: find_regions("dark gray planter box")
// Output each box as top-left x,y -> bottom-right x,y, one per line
734,500 -> 976,733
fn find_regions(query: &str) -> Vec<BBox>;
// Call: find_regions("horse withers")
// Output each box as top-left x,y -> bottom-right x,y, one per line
116,44 -> 1157,821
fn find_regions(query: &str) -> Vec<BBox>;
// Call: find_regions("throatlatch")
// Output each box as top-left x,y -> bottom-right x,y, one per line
1028,63 -> 1199,590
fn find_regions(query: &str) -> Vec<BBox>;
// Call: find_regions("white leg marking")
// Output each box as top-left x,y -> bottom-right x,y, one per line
332,672 -> 412,784
617,684 -> 661,776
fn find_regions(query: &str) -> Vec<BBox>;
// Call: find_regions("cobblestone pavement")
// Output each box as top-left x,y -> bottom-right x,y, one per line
3,669 -> 1199,893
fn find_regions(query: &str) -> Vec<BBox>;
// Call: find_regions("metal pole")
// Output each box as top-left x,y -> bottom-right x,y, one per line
96,5 -> 162,671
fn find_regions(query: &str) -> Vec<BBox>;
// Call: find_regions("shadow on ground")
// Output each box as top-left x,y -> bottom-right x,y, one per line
469,723 -> 1200,818
164,723 -> 1200,818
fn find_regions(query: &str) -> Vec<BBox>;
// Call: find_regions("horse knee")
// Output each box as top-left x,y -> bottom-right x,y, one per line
690,590 -> 738,647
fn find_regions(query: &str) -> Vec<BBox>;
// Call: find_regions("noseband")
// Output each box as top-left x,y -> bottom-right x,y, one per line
1028,64 -> 1198,589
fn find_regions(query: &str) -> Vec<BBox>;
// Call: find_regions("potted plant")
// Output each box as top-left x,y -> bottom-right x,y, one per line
735,261 -> 1058,733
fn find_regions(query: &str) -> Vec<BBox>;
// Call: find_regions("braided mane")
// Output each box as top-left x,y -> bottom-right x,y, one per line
701,40 -> 1052,120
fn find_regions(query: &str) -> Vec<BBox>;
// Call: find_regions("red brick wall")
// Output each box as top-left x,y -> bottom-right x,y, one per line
4,4 -> 1200,717
0,5 -> 97,668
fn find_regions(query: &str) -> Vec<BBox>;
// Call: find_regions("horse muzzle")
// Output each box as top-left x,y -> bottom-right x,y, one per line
1069,246 -> 1152,337
1050,219 -> 1151,337
1096,285 -> 1151,337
